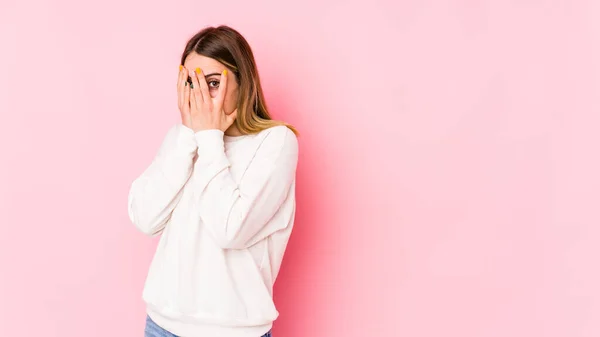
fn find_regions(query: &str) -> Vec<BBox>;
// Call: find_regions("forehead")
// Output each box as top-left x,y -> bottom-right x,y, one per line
183,53 -> 225,71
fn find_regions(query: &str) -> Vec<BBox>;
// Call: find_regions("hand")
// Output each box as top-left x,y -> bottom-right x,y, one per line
177,65 -> 193,130
189,67 -> 237,133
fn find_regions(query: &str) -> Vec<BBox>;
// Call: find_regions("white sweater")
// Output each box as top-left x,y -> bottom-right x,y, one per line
127,123 -> 298,337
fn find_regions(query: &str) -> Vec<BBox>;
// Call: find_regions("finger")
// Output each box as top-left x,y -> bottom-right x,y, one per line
190,83 -> 196,108
178,64 -> 183,87
226,108 -> 238,126
190,69 -> 204,103
195,68 -> 211,105
215,69 -> 228,109
182,66 -> 188,83
177,65 -> 184,108
183,73 -> 191,112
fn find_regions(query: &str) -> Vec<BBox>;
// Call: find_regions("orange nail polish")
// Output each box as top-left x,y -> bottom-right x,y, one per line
223,69 -> 228,76
179,65 -> 183,71
195,68 -> 201,75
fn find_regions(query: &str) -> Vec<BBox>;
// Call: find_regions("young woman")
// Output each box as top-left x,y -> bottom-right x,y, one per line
127,25 -> 299,337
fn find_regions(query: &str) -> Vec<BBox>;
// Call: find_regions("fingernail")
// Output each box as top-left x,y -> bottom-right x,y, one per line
179,65 -> 183,71
195,68 -> 201,75
223,69 -> 228,76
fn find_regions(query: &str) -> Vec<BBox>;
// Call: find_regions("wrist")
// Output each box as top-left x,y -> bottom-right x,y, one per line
192,126 -> 220,133
194,129 -> 225,160
182,119 -> 193,130
190,119 -> 219,133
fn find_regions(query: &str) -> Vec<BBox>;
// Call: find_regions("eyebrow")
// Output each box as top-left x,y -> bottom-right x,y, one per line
203,72 -> 222,77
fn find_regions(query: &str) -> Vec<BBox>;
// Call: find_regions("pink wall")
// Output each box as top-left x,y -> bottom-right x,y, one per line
1,1 -> 599,336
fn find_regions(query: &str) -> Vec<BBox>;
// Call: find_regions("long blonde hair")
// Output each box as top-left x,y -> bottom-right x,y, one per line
180,25 -> 298,136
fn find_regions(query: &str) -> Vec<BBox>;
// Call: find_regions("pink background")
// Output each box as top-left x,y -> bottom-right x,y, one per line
1,0 -> 600,336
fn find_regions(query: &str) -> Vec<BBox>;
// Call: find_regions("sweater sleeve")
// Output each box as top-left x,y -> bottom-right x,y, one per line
191,126 -> 299,249
127,123 -> 198,236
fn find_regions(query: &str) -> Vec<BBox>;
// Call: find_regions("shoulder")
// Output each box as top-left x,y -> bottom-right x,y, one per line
258,125 -> 298,154
250,126 -> 298,168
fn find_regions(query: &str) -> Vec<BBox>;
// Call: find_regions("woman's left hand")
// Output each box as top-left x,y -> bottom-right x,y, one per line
189,68 -> 237,133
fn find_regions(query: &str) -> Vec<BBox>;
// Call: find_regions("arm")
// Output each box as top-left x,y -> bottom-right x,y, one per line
191,126 -> 298,249
127,124 -> 197,236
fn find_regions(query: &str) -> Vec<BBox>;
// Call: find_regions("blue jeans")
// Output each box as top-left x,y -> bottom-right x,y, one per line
144,314 -> 273,337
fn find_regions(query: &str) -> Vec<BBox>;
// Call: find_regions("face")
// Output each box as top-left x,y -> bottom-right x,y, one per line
183,52 -> 239,115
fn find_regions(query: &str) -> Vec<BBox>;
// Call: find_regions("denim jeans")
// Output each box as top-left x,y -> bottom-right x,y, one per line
144,314 -> 273,337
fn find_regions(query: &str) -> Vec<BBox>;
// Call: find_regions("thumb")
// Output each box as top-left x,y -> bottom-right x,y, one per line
227,108 -> 238,124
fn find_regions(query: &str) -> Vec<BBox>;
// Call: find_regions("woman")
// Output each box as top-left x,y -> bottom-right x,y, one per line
127,25 -> 299,337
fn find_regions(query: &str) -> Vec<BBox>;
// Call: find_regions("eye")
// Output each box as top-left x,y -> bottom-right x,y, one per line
208,80 -> 220,89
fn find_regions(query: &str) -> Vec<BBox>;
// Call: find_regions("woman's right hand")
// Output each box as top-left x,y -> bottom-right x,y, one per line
177,65 -> 193,130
